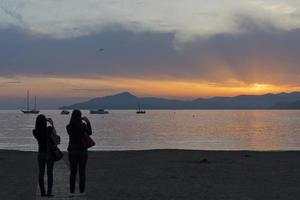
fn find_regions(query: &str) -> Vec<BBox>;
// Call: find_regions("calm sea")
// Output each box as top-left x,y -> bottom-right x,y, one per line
1,110 -> 300,151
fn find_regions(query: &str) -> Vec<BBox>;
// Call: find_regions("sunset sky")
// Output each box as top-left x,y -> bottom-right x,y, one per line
1,0 -> 300,108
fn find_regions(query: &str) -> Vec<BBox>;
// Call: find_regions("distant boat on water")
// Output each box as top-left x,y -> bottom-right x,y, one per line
136,103 -> 146,114
21,90 -> 40,114
60,110 -> 70,115
90,109 -> 109,114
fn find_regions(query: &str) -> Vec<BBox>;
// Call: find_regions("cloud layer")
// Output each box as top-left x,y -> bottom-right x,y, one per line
1,0 -> 300,42
1,0 -> 300,108
1,25 -> 300,86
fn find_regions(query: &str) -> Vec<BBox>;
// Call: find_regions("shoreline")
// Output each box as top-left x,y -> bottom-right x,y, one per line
3,148 -> 300,152
1,149 -> 300,199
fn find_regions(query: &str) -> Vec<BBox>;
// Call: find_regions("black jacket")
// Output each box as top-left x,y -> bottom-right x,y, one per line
33,126 -> 53,153
67,122 -> 92,151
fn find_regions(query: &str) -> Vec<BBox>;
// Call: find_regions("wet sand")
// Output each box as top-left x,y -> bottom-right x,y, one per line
1,150 -> 300,199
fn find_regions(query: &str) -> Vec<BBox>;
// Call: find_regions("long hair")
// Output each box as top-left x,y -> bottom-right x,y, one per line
69,109 -> 82,127
35,114 -> 47,135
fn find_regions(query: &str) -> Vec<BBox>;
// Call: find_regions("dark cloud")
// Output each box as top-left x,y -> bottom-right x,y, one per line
1,17 -> 300,86
0,27 -> 178,77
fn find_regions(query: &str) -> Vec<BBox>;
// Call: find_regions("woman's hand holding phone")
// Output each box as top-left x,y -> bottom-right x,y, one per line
82,116 -> 90,123
47,118 -> 54,125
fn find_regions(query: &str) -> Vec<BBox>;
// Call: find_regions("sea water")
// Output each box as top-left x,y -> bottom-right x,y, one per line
1,110 -> 300,151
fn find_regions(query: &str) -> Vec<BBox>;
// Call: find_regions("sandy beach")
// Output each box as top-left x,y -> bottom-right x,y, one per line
0,150 -> 37,200
1,149 -> 300,199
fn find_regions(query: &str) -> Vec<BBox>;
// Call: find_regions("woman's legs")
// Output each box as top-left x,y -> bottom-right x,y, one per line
78,153 -> 88,193
69,153 -> 79,193
46,160 -> 54,195
38,153 -> 46,195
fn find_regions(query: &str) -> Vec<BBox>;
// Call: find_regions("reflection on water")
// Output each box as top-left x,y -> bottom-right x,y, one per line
0,110 -> 300,151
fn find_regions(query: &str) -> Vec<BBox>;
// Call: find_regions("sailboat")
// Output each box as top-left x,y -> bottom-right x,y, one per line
21,90 -> 40,114
136,103 -> 146,114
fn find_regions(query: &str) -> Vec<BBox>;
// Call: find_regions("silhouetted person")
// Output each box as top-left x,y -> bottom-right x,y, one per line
67,110 -> 92,195
33,115 -> 56,197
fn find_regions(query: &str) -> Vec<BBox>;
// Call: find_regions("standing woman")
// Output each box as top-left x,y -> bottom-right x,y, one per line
33,115 -> 56,197
67,110 -> 92,195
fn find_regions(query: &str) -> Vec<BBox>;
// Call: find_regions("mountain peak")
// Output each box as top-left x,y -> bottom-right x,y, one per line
111,92 -> 136,98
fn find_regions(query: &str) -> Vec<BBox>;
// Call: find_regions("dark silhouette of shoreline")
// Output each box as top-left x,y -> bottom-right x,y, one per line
61,91 -> 300,110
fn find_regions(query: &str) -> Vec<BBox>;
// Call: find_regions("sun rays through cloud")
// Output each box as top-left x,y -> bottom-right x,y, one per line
1,0 -> 300,107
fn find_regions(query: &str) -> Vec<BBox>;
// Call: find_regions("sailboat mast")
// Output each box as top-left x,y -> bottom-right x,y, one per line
34,96 -> 37,110
27,90 -> 29,111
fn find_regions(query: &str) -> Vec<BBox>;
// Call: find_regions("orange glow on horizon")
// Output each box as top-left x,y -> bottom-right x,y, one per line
0,76 -> 298,99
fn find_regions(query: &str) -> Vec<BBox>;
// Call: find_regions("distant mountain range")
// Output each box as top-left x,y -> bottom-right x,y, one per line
270,100 -> 300,109
60,91 -> 300,110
